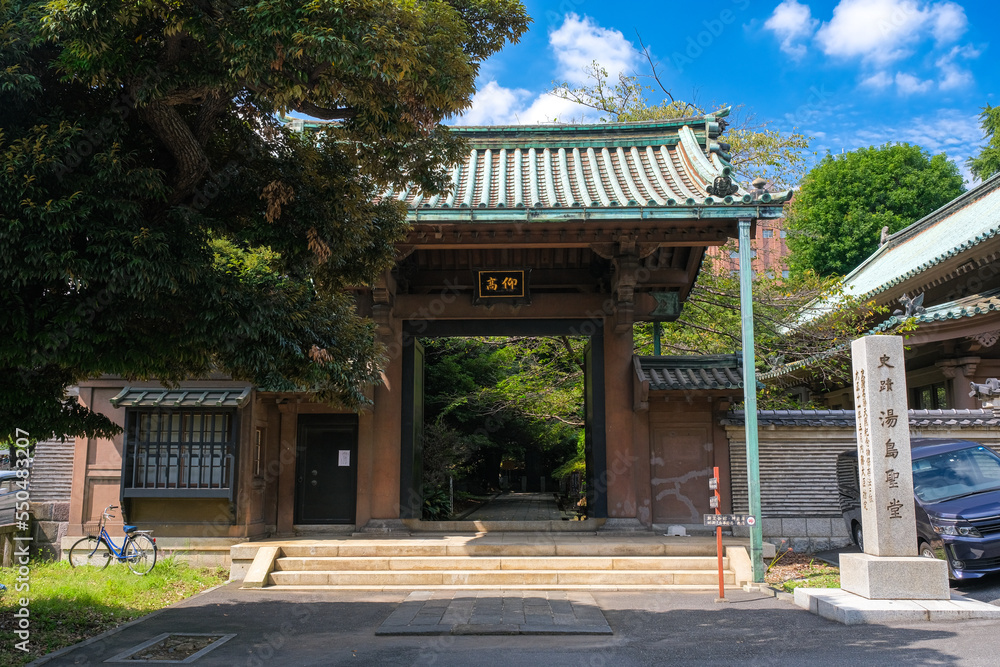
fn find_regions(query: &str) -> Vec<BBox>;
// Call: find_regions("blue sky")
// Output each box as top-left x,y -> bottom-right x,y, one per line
454,0 -> 997,184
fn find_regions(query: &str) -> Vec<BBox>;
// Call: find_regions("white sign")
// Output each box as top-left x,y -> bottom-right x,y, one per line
338,450 -> 350,467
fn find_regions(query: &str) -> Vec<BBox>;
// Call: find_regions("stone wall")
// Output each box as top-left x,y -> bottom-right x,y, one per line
30,501 -> 70,560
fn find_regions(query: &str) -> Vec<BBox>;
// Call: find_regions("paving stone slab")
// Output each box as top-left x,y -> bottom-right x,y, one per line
375,590 -> 612,636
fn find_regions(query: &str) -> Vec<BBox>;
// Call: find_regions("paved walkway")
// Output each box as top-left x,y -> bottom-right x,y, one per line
376,591 -> 611,635
463,492 -> 561,521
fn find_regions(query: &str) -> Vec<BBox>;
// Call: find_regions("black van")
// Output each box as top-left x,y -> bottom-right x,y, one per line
838,438 -> 1000,580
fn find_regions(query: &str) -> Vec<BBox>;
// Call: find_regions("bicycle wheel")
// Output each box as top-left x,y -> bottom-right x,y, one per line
125,534 -> 157,575
69,536 -> 112,569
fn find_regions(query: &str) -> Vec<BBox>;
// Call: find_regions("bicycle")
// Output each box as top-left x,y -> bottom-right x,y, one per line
68,504 -> 157,575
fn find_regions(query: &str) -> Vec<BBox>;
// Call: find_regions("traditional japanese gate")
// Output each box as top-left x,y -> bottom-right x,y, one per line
360,110 -> 790,531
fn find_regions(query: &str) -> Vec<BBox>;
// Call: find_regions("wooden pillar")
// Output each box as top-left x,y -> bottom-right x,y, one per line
632,408 -> 652,526
370,323 -> 403,519
276,401 -> 298,534
602,315 -> 637,520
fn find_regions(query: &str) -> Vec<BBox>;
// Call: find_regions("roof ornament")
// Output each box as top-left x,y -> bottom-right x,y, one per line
706,175 -> 739,197
879,225 -> 890,247
892,292 -> 926,317
970,377 -> 1000,399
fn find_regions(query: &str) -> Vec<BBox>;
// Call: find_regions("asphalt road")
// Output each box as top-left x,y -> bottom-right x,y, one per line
954,572 -> 1000,605
32,583 -> 1000,667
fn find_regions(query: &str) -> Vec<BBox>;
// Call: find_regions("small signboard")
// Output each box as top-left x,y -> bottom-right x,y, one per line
703,514 -> 756,527
474,269 -> 530,304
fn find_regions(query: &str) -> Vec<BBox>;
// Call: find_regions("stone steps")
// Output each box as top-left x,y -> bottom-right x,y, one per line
236,535 -> 751,591
267,567 -> 735,588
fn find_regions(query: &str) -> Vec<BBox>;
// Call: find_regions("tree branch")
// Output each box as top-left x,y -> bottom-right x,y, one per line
138,98 -> 210,205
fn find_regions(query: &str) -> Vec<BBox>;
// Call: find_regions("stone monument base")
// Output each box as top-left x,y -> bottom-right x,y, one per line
794,587 -> 1000,625
840,553 -> 949,600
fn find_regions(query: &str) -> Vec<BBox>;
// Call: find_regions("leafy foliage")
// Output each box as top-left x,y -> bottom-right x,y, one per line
639,248 -> 888,403
549,61 -> 810,189
0,0 -> 529,439
785,143 -> 966,277
968,104 -> 1000,182
422,337 -> 580,492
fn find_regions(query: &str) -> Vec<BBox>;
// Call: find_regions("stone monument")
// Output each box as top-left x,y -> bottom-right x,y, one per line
839,335 -> 949,600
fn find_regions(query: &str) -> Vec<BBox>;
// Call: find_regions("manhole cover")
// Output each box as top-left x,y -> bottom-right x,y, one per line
105,633 -> 236,663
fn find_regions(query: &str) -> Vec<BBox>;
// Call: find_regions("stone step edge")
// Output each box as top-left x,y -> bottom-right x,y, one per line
272,557 -> 730,568
258,584 -> 737,591
267,548 -> 724,558
269,569 -> 736,575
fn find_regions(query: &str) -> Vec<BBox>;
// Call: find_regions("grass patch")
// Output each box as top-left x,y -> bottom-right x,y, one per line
777,563 -> 841,593
0,557 -> 227,666
765,550 -> 841,593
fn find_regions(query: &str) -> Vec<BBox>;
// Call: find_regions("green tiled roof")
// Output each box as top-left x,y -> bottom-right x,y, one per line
843,172 -> 1000,301
378,110 -> 791,218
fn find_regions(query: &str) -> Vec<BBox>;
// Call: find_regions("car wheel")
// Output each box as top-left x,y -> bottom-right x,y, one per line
853,523 -> 864,552
919,541 -> 935,559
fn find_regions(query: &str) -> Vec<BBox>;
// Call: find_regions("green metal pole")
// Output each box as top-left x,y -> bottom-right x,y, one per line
737,218 -> 764,583
653,321 -> 662,356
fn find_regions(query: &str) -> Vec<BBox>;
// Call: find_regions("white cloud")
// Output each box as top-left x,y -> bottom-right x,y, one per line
764,0 -> 818,58
455,14 -> 642,126
458,81 -> 531,126
894,72 -> 934,95
860,71 -> 894,89
816,0 -> 925,64
930,2 -> 968,44
936,44 -> 978,91
518,91 -> 597,124
815,0 -> 965,65
454,83 -> 597,126
548,14 -> 642,85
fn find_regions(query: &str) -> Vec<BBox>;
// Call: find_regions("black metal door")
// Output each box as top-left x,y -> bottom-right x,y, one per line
295,415 -> 358,524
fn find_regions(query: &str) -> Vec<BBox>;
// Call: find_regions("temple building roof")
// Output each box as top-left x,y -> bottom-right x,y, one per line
383,108 -> 790,222
843,172 -> 1000,301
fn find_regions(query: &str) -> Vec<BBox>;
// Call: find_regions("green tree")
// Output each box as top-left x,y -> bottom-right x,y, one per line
785,144 -> 965,277
422,337 -> 580,492
968,104 -> 1000,181
0,0 -> 529,440
549,61 -> 811,189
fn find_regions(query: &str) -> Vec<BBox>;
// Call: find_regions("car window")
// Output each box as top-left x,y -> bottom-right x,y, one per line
913,446 -> 1000,503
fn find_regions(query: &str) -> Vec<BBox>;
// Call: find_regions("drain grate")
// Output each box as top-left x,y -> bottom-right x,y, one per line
105,633 -> 236,663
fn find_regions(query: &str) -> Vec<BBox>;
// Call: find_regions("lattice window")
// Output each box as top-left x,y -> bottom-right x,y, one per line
123,409 -> 236,498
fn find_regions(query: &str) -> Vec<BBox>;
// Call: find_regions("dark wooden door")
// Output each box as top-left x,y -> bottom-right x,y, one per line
295,415 -> 358,524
